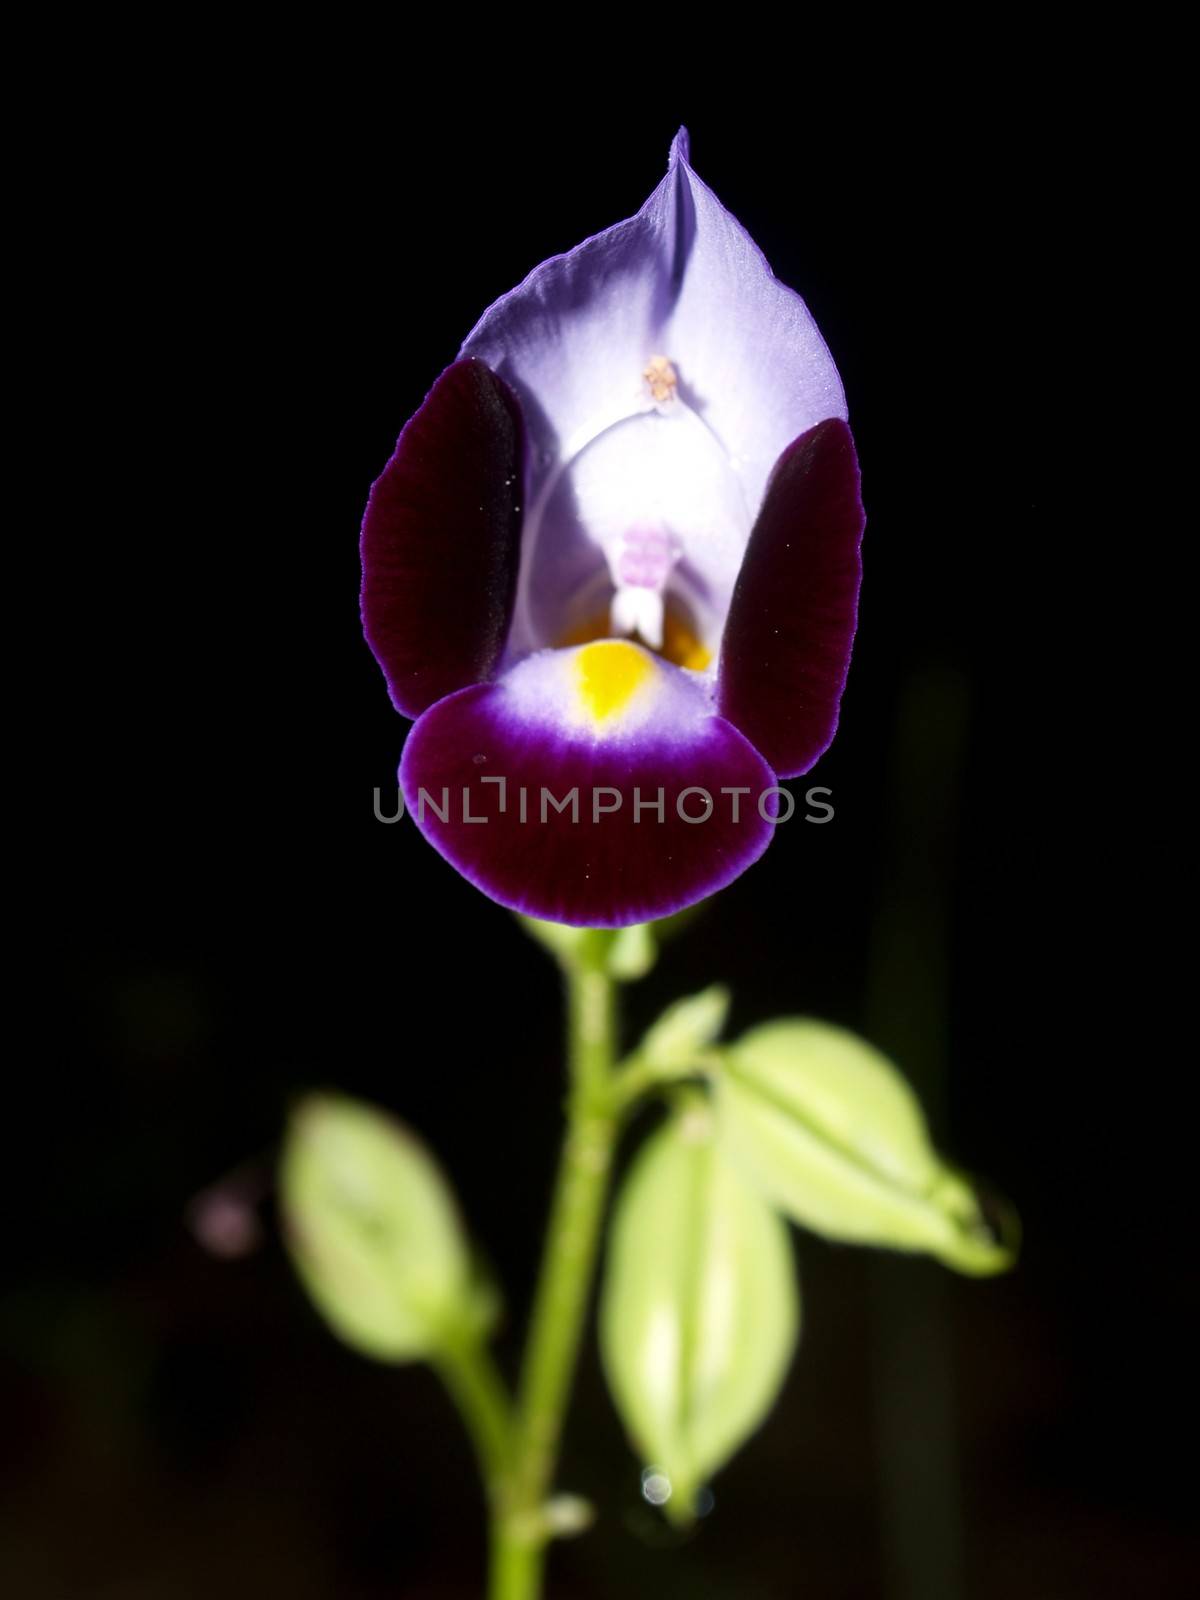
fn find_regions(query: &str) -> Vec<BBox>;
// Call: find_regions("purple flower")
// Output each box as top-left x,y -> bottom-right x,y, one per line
361,131 -> 864,927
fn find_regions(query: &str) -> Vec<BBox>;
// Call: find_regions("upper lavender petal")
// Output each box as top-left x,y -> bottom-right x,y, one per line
461,129 -> 846,517
460,130 -> 849,661
399,641 -> 778,927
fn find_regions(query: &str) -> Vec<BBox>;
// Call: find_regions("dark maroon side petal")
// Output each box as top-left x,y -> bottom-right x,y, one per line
360,359 -> 525,718
716,419 -> 865,779
398,684 -> 779,928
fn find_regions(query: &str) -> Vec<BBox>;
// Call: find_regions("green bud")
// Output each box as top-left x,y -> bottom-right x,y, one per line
637,985 -> 730,1071
281,1093 -> 476,1362
715,1020 -> 1017,1275
600,1102 -> 799,1520
606,922 -> 656,980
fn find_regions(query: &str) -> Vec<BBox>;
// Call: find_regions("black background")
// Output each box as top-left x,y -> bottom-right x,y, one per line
8,69 -> 1188,1600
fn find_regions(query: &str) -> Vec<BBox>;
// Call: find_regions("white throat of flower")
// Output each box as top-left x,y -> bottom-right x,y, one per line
508,356 -> 752,669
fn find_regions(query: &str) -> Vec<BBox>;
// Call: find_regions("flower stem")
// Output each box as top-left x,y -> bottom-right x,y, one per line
489,946 -> 619,1600
609,1044 -> 722,1115
433,1335 -> 513,1503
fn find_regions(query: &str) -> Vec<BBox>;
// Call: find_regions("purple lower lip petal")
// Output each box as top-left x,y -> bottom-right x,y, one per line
398,662 -> 779,928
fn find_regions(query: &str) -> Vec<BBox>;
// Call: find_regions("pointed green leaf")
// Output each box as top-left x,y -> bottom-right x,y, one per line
637,985 -> 730,1071
600,1103 -> 799,1519
716,1020 -> 1017,1275
281,1093 -> 475,1362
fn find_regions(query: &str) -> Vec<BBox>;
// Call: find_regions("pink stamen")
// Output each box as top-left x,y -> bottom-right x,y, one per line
616,525 -> 677,590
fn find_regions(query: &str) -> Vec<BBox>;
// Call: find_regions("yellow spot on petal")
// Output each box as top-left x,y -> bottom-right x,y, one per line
557,596 -> 712,672
576,639 -> 653,722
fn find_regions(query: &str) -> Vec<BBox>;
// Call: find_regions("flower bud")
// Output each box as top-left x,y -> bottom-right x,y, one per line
281,1094 -> 476,1361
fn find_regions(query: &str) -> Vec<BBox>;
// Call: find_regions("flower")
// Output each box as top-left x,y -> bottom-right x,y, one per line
361,130 -> 864,927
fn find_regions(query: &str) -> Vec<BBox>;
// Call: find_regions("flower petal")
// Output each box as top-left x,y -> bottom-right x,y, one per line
399,643 -> 779,927
461,131 -> 843,497
518,402 -> 751,655
459,167 -> 673,490
459,130 -> 849,657
360,359 -> 525,717
716,420 -> 865,779
659,132 -> 848,518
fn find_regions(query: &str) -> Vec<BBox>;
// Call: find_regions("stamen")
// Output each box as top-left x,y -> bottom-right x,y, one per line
616,526 -> 677,589
643,354 -> 678,406
610,525 -> 680,651
611,586 -> 666,649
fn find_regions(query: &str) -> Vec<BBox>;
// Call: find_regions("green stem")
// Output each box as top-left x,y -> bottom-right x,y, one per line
489,950 -> 620,1600
609,1044 -> 722,1115
489,1532 -> 542,1599
434,1335 -> 514,1502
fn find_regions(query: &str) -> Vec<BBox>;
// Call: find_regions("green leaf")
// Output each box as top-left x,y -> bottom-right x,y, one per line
637,985 -> 730,1071
715,1020 -> 1017,1275
280,1093 -> 477,1362
600,1102 -> 799,1519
